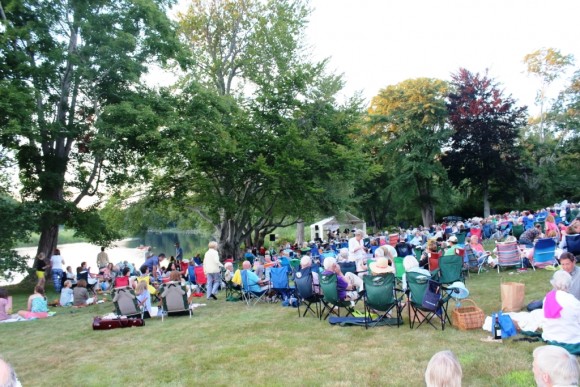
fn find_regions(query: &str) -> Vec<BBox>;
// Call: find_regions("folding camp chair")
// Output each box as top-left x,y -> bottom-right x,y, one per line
432,254 -> 465,285
388,234 -> 399,247
363,273 -> 402,329
194,266 -> 207,293
566,234 -> 580,257
464,245 -> 486,275
222,269 -> 242,301
269,266 -> 293,303
428,251 -> 442,271
496,242 -> 523,273
532,238 -> 557,268
289,259 -> 301,274
512,224 -> 524,240
294,268 -> 322,318
319,273 -> 356,320
406,272 -> 446,330
159,282 -> 192,321
394,257 -> 405,283
241,269 -> 268,306
454,232 -> 466,245
470,228 -> 482,241
112,287 -> 144,318
338,261 -> 357,276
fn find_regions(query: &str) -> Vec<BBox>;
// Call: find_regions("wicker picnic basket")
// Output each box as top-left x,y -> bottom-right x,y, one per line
452,299 -> 485,330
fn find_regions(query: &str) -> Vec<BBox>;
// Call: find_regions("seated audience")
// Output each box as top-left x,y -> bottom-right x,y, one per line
0,288 -> 10,321
424,350 -> 462,387
299,255 -> 320,294
242,260 -> 269,292
369,257 -> 394,275
223,262 -> 235,282
519,224 -> 544,247
443,235 -> 459,256
533,345 -> 580,387
72,279 -> 95,307
542,270 -> 580,345
559,252 -> 580,301
59,280 -> 74,306
65,266 -> 77,285
337,247 -> 349,263
419,239 -> 438,268
18,285 -> 49,319
321,257 -> 362,302
402,255 -> 431,292
135,280 -> 153,318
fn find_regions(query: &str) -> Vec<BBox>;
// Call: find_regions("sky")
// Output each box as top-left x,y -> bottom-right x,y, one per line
303,0 -> 580,113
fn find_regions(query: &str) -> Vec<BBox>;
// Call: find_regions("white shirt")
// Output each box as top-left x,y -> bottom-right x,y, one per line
51,254 -> 64,271
542,290 -> 580,344
348,236 -> 366,262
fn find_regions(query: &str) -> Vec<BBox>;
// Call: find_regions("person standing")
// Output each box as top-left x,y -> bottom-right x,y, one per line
96,247 -> 109,271
175,242 -> 183,262
50,248 -> 65,293
203,241 -> 223,300
348,229 -> 367,273
34,252 -> 47,282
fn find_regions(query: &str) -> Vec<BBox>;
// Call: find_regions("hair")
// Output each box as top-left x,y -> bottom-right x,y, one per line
208,241 -> 218,249
63,280 -> 72,288
533,345 -> 580,386
224,262 -> 233,270
550,270 -> 572,292
560,252 -> 576,263
323,257 -> 337,271
76,279 -> 87,288
403,255 -> 419,271
300,256 -> 312,268
122,267 -> 131,276
354,230 -> 363,236
135,280 -> 148,295
169,270 -> 181,282
242,260 -> 251,270
425,350 -> 462,387
53,248 -> 60,255
0,288 -> 7,299
546,214 -> 555,223
34,285 -> 46,299
36,252 -> 45,260
0,357 -> 20,387
167,262 -> 177,272
101,247 -> 105,252
546,230 -> 557,238
81,261 -> 87,268
139,265 -> 148,274
339,248 -> 348,259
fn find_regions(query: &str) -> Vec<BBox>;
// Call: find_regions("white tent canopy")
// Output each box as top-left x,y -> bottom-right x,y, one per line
309,212 -> 366,242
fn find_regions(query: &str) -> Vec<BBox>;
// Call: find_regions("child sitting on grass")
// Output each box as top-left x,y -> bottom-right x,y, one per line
59,280 -> 74,306
17,285 -> 49,319
73,279 -> 95,307
135,280 -> 153,318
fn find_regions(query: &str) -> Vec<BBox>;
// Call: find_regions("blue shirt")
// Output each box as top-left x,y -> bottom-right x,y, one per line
175,247 -> 183,261
244,270 -> 263,292
143,256 -> 159,271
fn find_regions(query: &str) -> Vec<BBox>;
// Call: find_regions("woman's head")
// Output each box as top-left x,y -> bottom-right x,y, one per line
425,350 -> 462,387
550,270 -> 572,292
81,261 -> 87,268
208,241 -> 218,249
339,248 -> 348,260
470,235 -> 479,244
36,252 -> 45,261
122,267 -> 131,276
403,255 -> 419,271
0,288 -> 8,299
167,262 -> 177,271
136,280 -> 148,294
34,285 -> 45,297
323,257 -> 337,271
76,279 -> 87,288
53,249 -> 60,255
169,270 -> 181,282
546,215 -> 555,223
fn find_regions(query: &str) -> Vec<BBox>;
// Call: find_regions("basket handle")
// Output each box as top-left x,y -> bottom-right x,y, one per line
459,298 -> 479,308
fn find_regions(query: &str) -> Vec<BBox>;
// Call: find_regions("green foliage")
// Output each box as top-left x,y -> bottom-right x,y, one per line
363,78 -> 451,226
0,0 -> 183,257
0,196 -> 35,280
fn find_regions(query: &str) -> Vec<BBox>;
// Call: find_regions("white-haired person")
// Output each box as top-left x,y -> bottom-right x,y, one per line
533,345 -> 580,387
424,350 -> 462,387
223,261 -> 235,282
337,247 -> 349,263
321,257 -> 362,303
348,229 -> 367,269
203,241 -> 223,300
401,255 -> 431,292
542,270 -> 580,345
0,357 -> 21,387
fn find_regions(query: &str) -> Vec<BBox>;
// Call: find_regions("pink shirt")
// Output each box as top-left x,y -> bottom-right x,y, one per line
470,242 -> 485,253
0,298 -> 9,320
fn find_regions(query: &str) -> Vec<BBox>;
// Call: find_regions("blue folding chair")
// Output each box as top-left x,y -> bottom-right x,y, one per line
269,266 -> 293,302
532,238 -> 556,269
566,234 -> 580,257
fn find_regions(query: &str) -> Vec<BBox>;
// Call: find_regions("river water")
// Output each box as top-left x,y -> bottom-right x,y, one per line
3,231 -> 211,286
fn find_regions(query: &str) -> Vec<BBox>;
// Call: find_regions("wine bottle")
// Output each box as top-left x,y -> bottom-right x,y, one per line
494,316 -> 502,340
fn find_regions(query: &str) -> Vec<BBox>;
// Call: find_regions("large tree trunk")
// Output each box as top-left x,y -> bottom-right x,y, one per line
296,220 -> 304,246
420,204 -> 436,228
483,183 -> 490,218
417,178 -> 436,227
218,219 -> 242,261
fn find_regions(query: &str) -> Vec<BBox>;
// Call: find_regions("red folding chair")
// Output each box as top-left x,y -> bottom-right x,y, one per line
194,266 -> 207,293
428,251 -> 442,271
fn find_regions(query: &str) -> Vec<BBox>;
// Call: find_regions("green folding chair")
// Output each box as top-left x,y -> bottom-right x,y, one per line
406,271 -> 445,330
320,273 -> 355,320
363,273 -> 402,329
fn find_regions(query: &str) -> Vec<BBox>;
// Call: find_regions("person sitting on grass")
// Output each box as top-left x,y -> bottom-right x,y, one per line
73,279 -> 95,307
18,285 -> 49,319
0,288 -> 11,321
533,345 -> 580,387
541,270 -> 580,346
424,350 -> 462,387
59,280 -> 74,307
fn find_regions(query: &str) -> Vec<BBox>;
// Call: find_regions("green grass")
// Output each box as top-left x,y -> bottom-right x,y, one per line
0,266 -> 555,386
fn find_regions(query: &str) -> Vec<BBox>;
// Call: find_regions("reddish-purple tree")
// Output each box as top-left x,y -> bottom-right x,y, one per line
443,68 -> 527,217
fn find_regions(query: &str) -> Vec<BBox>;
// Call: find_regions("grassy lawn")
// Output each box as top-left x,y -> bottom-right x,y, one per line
0,264 -> 556,386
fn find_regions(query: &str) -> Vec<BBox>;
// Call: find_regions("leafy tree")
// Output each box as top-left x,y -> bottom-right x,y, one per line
366,78 -> 450,227
0,0 -> 182,261
157,0 -> 364,258
523,47 -> 574,141
443,68 -> 527,217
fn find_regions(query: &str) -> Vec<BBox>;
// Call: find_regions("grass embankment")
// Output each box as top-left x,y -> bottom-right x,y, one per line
0,263 -> 554,386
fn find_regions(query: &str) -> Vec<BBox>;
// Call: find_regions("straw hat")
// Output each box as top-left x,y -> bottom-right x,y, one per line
369,257 -> 394,274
